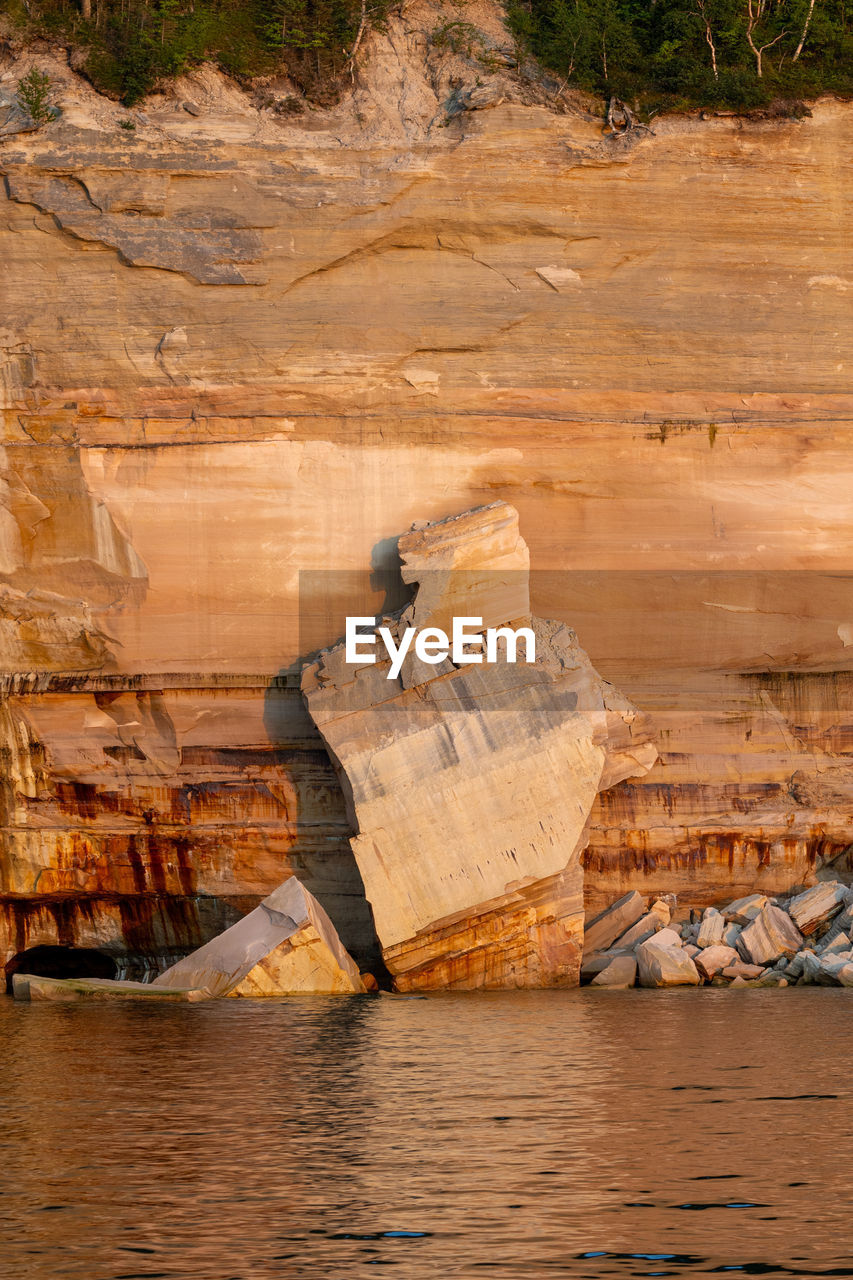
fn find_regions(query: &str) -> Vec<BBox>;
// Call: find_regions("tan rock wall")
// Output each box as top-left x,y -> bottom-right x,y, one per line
1,14 -> 851,969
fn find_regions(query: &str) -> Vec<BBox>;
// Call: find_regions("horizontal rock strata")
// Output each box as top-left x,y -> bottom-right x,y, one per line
1,0 -> 852,974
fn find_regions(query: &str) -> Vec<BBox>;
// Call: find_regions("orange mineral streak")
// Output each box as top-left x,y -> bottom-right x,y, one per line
1,18 -> 851,971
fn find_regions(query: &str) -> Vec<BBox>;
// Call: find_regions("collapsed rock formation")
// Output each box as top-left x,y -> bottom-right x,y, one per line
12,973 -> 209,1002
582,879 -> 853,988
302,502 -> 657,989
12,876 -> 364,999
153,875 -> 365,997
1,0 -> 852,978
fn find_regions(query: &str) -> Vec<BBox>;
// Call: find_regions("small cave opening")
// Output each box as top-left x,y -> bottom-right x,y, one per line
5,945 -> 118,994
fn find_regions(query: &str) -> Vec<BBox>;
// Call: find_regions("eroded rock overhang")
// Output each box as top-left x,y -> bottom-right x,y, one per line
301,501 -> 657,990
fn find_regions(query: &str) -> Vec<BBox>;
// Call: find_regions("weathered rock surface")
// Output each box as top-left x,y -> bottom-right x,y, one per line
723,896 -> 767,925
697,909 -> 726,949
737,904 -> 804,965
611,900 -> 671,949
302,503 -> 656,990
798,950 -> 821,983
722,922 -> 743,948
153,876 -> 364,997
721,961 -> 765,980
787,882 -> 848,936
818,931 -> 851,957
637,934 -> 701,988
13,973 -> 208,1001
0,87 -> 38,138
694,944 -> 739,979
584,891 -> 648,954
1,0 -> 853,974
590,955 -> 637,988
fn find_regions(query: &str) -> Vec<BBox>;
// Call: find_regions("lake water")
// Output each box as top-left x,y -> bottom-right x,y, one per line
1,989 -> 850,1279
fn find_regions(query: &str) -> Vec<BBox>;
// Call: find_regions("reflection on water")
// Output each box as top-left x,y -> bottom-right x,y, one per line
1,990 -> 851,1279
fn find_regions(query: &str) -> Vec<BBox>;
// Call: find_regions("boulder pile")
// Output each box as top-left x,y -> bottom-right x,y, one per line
582,882 -> 853,989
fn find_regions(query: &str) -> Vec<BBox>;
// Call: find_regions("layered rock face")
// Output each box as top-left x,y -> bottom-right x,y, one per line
1,0 -> 852,976
302,502 -> 656,988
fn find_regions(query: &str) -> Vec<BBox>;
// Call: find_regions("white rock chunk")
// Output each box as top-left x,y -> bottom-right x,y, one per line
611,900 -> 671,949
649,926 -> 684,949
721,961 -> 765,980
637,936 -> 700,987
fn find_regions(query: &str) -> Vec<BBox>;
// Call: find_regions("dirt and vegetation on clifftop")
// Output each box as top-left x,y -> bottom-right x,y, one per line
1,0 -> 851,110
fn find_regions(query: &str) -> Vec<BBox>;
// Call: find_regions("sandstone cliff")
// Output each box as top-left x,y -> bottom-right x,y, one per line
1,0 -> 851,980
302,502 -> 656,988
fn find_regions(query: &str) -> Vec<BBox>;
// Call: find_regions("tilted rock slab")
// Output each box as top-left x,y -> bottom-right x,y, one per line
584,890 -> 648,954
610,899 -> 671,950
736,903 -> 804,966
696,908 -> 726,949
13,974 -> 210,1002
787,882 -> 848,936
153,876 -> 365,997
302,503 -> 657,990
722,895 -> 768,925
590,955 -> 638,988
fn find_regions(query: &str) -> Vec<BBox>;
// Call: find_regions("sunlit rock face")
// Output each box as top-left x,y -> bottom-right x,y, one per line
302,502 -> 657,989
153,876 -> 365,997
1,0 -> 852,975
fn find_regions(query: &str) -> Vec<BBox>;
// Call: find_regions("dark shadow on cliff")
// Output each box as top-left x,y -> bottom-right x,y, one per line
261,539 -> 416,984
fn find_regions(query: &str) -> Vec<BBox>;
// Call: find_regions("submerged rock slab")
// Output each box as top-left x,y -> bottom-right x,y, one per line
153,877 -> 365,997
302,502 -> 657,991
13,974 -> 209,1002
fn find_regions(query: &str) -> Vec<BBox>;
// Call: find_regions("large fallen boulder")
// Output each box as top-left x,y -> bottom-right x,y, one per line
585,891 -> 648,953
590,955 -> 637,988
637,934 -> 700,987
610,899 -> 671,950
722,894 -> 767,925
153,877 -> 365,997
787,882 -> 847,936
696,909 -> 725,949
580,948 -> 634,982
302,503 -> 657,991
736,903 -> 803,966
694,944 -> 739,980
